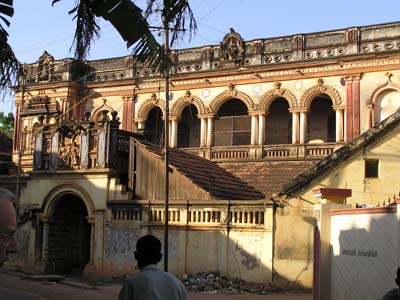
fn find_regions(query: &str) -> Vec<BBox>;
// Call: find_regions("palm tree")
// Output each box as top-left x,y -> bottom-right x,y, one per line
52,0 -> 197,72
0,0 -> 19,96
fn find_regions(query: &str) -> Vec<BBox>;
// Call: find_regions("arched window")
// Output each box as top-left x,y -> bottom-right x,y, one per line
213,99 -> 250,146
265,98 -> 291,144
144,107 -> 164,145
177,104 -> 200,148
308,95 -> 335,143
374,89 -> 400,123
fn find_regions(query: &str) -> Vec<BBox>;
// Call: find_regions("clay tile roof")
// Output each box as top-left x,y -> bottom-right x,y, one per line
136,140 -> 265,200
219,160 -> 316,199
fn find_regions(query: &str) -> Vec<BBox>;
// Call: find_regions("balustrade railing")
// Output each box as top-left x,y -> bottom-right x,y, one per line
183,142 -> 342,161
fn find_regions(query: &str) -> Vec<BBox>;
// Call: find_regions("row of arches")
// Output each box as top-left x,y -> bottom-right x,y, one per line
143,94 -> 337,148
136,82 -> 400,148
136,82 -> 342,121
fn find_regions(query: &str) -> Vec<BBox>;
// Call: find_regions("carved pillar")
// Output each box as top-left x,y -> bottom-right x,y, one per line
170,118 -> 178,148
207,116 -> 214,147
250,113 -> 258,145
290,109 -> 300,144
334,107 -> 345,142
299,110 -> 308,144
258,113 -> 266,145
200,117 -> 207,147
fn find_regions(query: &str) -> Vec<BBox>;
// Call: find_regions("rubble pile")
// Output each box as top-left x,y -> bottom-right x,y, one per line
182,271 -> 283,294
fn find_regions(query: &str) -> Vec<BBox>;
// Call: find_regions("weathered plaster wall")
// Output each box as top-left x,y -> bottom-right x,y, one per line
298,127 -> 400,206
274,199 -> 315,288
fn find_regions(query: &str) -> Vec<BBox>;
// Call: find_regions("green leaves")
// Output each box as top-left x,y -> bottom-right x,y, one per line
0,111 -> 14,137
52,0 -> 197,73
52,0 -> 100,61
0,0 -> 19,98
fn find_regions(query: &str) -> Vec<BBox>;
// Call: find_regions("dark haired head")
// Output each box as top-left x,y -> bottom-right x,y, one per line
396,267 -> 400,287
134,235 -> 162,269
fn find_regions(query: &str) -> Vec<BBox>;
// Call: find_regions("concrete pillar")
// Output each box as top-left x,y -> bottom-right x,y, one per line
41,218 -> 49,260
258,114 -> 266,145
367,104 -> 374,129
300,110 -> 308,144
291,111 -> 300,144
170,118 -> 178,148
137,121 -> 145,130
200,117 -> 207,147
207,117 -> 214,147
251,114 -> 258,145
93,211 -> 104,271
335,109 -> 344,142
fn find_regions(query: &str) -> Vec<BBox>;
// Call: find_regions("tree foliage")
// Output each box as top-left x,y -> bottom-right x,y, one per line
52,0 -> 197,72
0,111 -> 14,137
0,0 -> 19,98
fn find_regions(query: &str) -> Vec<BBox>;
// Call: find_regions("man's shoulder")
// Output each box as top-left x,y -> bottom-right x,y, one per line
382,288 -> 400,300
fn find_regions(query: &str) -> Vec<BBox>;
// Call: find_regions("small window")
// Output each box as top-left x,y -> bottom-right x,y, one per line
365,160 -> 379,178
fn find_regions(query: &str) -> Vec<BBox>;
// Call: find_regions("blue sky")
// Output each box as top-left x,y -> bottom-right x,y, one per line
1,0 -> 400,113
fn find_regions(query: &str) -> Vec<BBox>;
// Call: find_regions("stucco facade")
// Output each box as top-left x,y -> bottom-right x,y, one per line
3,22 -> 400,288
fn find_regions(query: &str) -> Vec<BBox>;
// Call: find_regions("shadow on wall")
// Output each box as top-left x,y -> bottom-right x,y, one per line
4,158 -> 309,289
330,210 -> 398,300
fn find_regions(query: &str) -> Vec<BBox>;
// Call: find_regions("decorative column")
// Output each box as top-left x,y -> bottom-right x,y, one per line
258,113 -> 266,145
122,96 -> 134,131
290,109 -> 300,144
170,118 -> 178,148
207,116 -> 214,147
334,107 -> 345,142
299,109 -> 308,144
250,113 -> 259,145
200,117 -> 207,147
344,74 -> 362,141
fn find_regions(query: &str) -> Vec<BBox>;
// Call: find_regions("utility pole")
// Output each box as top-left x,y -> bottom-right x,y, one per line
163,18 -> 170,272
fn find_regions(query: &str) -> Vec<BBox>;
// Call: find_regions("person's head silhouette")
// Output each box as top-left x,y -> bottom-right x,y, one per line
395,267 -> 400,287
134,235 -> 162,269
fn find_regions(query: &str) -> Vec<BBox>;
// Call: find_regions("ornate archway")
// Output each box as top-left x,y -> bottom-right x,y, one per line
209,84 -> 255,114
259,82 -> 298,111
368,82 -> 400,124
170,91 -> 206,117
42,184 -> 94,275
300,79 -> 342,109
136,93 -> 166,123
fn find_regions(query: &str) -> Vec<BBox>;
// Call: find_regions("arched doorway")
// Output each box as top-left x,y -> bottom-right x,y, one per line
144,107 -> 164,145
47,194 -> 91,275
265,98 -> 291,144
308,95 -> 335,143
213,99 -> 251,146
177,104 -> 200,148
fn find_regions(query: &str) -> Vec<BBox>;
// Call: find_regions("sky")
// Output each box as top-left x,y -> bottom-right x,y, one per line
1,0 -> 400,114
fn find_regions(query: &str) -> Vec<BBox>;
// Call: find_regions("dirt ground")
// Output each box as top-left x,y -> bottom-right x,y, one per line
0,272 -> 312,300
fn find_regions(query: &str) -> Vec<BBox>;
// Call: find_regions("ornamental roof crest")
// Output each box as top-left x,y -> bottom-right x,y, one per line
220,28 -> 245,66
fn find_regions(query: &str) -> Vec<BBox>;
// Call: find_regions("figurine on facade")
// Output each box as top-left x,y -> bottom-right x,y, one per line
59,143 -> 69,167
70,142 -> 80,167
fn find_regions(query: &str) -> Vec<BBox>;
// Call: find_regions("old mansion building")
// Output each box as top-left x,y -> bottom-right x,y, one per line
4,22 -> 400,287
